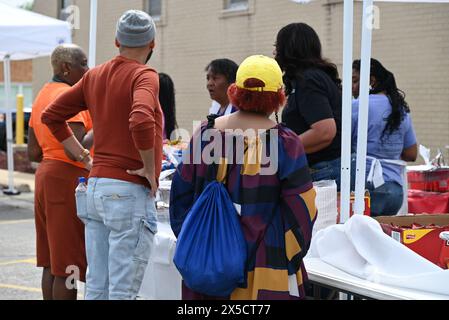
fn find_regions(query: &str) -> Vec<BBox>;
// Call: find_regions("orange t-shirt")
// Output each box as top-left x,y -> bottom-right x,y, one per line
29,82 -> 92,169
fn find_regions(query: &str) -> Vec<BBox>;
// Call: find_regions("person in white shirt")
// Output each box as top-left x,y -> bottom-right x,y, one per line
209,100 -> 235,116
205,58 -> 239,116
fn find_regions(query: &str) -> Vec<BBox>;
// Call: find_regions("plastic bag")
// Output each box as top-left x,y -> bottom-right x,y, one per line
173,181 -> 247,297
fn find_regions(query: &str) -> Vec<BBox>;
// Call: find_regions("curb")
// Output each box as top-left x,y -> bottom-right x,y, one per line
0,194 -> 34,211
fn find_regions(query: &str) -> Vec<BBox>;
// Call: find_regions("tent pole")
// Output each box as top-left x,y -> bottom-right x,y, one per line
89,0 -> 98,69
354,0 -> 374,215
3,55 -> 19,196
340,0 -> 354,223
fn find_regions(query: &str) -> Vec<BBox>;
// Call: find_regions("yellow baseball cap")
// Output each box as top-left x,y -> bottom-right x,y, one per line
236,55 -> 283,93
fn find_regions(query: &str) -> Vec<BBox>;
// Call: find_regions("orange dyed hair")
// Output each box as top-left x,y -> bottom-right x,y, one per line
228,78 -> 286,114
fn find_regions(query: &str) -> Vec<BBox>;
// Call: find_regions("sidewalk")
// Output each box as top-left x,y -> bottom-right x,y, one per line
0,169 -> 35,210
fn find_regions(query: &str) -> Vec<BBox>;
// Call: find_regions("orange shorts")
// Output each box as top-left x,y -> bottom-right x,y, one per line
34,159 -> 88,282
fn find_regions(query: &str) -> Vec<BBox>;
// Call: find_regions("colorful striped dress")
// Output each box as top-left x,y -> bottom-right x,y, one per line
170,120 -> 317,300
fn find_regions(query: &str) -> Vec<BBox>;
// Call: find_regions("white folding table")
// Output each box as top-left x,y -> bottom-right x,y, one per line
138,224 -> 449,300
304,258 -> 449,300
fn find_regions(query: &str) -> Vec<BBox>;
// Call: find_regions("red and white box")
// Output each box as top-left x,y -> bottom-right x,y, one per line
375,214 -> 449,269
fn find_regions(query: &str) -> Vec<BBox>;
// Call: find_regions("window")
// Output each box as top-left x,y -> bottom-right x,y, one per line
221,0 -> 254,18
60,0 -> 72,9
225,0 -> 249,11
59,0 -> 73,21
146,0 -> 162,21
0,83 -> 33,110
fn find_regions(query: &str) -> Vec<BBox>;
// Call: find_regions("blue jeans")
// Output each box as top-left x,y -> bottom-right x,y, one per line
76,178 -> 158,300
348,156 -> 403,217
367,181 -> 403,217
310,158 -> 342,191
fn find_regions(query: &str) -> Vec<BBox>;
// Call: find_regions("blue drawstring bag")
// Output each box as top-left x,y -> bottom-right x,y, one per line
173,180 -> 247,297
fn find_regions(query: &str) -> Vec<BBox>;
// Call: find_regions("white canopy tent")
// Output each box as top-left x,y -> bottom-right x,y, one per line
88,0 -> 98,69
84,0 -> 448,218
293,0 -> 449,222
0,2 -> 71,195
342,0 -> 449,221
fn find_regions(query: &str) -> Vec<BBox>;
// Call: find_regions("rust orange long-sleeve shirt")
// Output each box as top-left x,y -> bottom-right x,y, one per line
41,55 -> 163,188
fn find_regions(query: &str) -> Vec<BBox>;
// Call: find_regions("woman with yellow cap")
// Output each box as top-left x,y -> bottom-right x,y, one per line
170,55 -> 317,300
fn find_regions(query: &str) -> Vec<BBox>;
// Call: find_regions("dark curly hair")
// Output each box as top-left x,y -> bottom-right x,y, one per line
353,58 -> 410,139
275,22 -> 342,94
205,59 -> 239,84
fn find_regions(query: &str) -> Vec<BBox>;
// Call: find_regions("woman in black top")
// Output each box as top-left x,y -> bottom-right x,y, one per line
275,22 -> 343,190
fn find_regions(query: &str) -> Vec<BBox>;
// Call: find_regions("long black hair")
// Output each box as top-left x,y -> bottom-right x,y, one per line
159,73 -> 178,139
275,22 -> 342,94
353,59 -> 410,139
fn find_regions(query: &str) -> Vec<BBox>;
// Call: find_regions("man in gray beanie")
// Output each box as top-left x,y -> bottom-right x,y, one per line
42,10 -> 163,300
116,10 -> 156,49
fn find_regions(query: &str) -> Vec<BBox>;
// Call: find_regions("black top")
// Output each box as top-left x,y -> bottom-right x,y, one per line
282,68 -> 342,166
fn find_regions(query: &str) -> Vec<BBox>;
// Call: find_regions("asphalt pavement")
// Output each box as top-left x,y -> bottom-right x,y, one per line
0,191 -> 42,300
0,169 -> 84,300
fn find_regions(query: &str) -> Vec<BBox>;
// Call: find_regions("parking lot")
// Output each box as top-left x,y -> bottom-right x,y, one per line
0,196 -> 42,300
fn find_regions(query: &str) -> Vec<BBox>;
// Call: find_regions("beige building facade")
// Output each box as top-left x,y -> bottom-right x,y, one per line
33,0 -> 449,159
0,60 -> 33,83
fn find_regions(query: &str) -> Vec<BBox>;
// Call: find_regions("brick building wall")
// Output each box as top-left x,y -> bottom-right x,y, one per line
0,60 -> 33,83
32,0 -> 449,159
1,59 -> 33,108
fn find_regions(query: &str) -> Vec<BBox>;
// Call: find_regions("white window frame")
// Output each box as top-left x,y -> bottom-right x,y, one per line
144,0 -> 167,26
221,0 -> 255,18
59,0 -> 73,21
225,0 -> 249,11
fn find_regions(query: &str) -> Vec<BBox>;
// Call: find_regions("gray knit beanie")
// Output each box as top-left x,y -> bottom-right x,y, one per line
116,10 -> 156,48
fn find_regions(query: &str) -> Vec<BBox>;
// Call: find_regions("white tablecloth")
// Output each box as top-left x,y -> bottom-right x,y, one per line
308,215 -> 449,296
138,222 -> 182,300
305,258 -> 449,300
138,217 -> 449,300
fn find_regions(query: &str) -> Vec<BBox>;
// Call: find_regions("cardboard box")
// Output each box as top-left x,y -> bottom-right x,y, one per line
336,192 -> 371,224
375,215 -> 449,269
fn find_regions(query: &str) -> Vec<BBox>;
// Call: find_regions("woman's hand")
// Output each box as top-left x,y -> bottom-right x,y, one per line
82,155 -> 93,171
